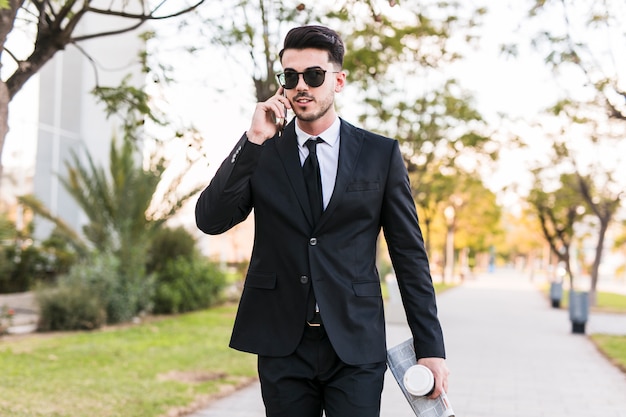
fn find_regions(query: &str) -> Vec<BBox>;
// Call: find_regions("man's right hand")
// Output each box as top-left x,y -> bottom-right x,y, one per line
246,87 -> 291,145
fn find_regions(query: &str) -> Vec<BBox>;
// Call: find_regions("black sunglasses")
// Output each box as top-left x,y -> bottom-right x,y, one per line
276,68 -> 339,89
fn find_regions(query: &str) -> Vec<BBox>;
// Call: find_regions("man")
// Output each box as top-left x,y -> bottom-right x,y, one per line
196,25 -> 448,417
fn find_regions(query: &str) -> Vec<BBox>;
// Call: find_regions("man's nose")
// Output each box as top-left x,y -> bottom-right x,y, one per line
295,73 -> 309,90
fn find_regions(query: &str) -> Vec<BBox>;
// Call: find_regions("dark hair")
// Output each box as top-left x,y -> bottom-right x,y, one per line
279,25 -> 344,68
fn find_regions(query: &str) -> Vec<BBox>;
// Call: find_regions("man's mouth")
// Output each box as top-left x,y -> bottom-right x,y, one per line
294,95 -> 314,105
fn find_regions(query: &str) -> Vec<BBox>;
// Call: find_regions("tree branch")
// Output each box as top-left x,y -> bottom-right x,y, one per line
70,0 -> 206,42
86,0 -> 205,21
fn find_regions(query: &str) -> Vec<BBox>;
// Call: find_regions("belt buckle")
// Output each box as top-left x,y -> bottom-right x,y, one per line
307,312 -> 322,327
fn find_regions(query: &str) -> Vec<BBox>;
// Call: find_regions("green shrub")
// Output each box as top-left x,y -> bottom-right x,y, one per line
153,257 -> 226,314
2,244 -> 52,292
0,223 -> 78,293
146,226 -> 197,274
33,251 -> 157,331
107,268 -> 155,323
59,252 -> 154,324
36,284 -> 106,331
40,228 -> 79,278
0,246 -> 12,291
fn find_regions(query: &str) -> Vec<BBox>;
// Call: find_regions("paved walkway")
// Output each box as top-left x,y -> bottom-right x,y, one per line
188,269 -> 626,417
0,291 -> 38,334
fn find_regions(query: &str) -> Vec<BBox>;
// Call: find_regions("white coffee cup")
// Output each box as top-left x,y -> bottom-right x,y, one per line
403,364 -> 435,396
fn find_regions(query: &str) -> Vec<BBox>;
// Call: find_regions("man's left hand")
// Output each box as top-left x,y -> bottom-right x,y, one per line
417,357 -> 449,399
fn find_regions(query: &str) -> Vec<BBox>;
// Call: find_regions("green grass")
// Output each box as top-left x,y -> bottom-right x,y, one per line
591,334 -> 626,374
545,286 -> 626,313
433,282 -> 456,294
593,291 -> 626,312
0,304 -> 256,417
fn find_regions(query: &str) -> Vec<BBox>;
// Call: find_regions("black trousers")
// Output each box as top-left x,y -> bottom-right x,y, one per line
258,323 -> 386,417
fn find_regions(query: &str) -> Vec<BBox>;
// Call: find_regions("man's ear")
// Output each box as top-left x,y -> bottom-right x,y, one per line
334,71 -> 347,92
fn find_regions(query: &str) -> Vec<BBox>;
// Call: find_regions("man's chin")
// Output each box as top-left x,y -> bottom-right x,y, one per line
294,109 -> 316,122
295,107 -> 330,123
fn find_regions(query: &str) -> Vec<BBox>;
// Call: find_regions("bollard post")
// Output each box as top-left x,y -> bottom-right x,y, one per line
549,282 -> 563,308
569,291 -> 589,334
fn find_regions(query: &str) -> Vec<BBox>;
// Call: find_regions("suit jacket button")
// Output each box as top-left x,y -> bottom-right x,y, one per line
309,238 -> 317,246
300,275 -> 309,284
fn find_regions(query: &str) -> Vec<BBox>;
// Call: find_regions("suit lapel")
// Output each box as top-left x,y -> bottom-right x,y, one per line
316,120 -> 364,230
275,123 -> 315,227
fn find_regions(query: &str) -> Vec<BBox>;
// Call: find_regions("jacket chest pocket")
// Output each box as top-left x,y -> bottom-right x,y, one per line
347,181 -> 380,193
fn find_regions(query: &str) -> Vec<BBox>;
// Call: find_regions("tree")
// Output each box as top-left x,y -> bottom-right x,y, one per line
0,0 -> 207,188
452,174 -> 502,259
22,134 -> 204,268
498,204 -> 546,277
527,172 -> 585,289
521,116 -> 624,304
530,104 -> 624,303
442,171 -> 502,278
524,0 -> 626,122
411,165 -> 456,256
412,166 -> 502,279
338,3 -> 495,173
514,1 -> 626,301
550,110 -> 624,304
574,172 -> 622,304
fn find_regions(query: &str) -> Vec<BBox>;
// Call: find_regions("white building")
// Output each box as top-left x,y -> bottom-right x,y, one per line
16,13 -> 145,240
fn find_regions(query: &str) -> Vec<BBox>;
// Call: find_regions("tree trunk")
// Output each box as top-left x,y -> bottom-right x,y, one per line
557,245 -> 575,290
424,218 -> 431,256
0,81 -> 8,189
588,217 -> 609,306
1,1 -> 25,192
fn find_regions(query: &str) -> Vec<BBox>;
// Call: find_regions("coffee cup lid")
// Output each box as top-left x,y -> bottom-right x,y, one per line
403,364 -> 434,396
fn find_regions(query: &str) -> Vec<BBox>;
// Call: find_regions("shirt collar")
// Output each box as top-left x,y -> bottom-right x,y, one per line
296,117 -> 341,149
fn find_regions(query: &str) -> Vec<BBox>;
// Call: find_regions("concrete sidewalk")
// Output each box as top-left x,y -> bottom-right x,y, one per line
0,291 -> 38,334
189,269 -> 626,417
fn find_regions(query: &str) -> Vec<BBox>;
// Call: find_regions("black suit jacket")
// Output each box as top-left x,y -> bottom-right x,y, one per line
196,119 -> 445,365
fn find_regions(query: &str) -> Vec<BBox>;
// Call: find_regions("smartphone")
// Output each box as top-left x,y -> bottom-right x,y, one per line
278,89 -> 288,137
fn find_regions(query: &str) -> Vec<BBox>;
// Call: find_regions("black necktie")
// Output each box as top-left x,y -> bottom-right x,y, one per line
303,138 -> 323,321
303,138 -> 323,225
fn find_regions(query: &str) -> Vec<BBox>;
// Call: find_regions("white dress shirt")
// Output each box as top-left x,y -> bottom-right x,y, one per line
295,117 -> 341,210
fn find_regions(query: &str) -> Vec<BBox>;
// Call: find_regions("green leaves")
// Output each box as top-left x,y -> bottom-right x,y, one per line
92,76 -> 161,140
